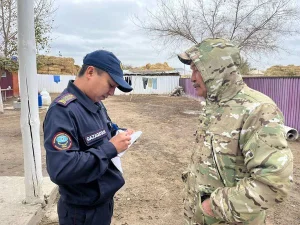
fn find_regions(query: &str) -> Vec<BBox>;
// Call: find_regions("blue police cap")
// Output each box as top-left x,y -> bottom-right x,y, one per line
83,50 -> 133,92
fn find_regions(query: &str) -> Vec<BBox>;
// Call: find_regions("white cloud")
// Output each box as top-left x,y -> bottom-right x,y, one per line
44,0 -> 300,70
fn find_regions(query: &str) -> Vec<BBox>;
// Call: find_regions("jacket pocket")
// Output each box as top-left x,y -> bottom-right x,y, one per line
194,193 -> 220,225
211,134 -> 248,187
58,199 -> 87,225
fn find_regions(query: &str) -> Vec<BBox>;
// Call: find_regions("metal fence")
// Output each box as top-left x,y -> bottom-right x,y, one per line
180,77 -> 300,131
114,75 -> 180,95
37,74 -> 180,95
37,74 -> 76,93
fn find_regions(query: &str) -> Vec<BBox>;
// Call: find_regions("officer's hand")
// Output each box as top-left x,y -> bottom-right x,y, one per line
126,129 -> 135,135
109,131 -> 131,153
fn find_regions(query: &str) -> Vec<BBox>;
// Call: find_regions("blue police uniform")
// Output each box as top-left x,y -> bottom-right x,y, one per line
43,80 -> 124,225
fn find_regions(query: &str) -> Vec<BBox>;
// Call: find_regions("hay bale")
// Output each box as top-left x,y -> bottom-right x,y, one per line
130,62 -> 174,72
37,55 -> 80,75
38,70 -> 49,74
63,65 -> 74,71
265,65 -> 300,76
50,65 -> 64,69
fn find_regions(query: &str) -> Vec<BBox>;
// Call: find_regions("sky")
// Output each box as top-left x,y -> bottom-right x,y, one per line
45,0 -> 300,71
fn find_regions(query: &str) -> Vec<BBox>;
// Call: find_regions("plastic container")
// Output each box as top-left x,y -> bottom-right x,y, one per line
40,88 -> 52,106
38,92 -> 43,108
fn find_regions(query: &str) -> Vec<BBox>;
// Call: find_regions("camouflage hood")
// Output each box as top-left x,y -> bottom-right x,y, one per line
179,38 -> 245,103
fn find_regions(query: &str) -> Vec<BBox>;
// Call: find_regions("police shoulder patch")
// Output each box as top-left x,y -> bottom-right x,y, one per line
56,93 -> 77,106
52,132 -> 72,151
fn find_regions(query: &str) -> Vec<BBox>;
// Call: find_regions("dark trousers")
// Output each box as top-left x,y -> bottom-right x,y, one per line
57,198 -> 114,225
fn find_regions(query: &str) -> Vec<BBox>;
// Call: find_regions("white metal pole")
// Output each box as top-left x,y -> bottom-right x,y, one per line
17,0 -> 43,203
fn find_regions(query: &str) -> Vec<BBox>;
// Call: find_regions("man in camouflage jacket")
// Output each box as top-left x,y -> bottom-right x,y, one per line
177,38 -> 293,225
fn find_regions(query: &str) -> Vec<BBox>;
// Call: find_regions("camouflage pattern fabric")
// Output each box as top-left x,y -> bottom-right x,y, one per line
181,38 -> 293,225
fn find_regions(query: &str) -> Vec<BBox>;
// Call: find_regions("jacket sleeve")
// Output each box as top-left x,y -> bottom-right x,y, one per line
210,103 -> 293,223
43,105 -> 118,185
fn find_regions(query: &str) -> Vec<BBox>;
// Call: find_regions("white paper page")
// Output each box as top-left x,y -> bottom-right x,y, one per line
111,130 -> 142,173
111,157 -> 123,173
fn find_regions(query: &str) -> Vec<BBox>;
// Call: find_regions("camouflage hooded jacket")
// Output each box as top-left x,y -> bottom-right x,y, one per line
182,39 -> 293,225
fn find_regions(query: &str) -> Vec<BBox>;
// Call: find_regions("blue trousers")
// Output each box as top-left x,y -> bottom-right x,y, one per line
57,198 -> 114,225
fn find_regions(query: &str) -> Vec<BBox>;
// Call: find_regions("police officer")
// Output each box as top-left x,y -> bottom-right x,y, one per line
43,50 -> 133,225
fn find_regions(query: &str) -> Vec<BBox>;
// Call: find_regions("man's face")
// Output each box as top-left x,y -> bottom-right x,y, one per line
86,66 -> 118,102
190,63 -> 207,98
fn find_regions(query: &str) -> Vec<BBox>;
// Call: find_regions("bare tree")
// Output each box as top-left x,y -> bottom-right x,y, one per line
0,0 -> 56,57
0,0 -> 17,57
0,0 -> 55,113
134,0 -> 300,55
34,0 -> 56,54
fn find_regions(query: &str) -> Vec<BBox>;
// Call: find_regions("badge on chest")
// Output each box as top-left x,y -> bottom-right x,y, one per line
84,129 -> 107,146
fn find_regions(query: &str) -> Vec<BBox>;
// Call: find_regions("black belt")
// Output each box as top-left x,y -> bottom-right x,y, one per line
62,198 -> 113,210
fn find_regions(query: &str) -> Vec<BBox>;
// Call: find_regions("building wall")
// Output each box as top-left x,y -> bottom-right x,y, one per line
0,70 -> 13,98
115,76 -> 180,95
179,77 -> 300,131
37,74 -> 179,95
37,74 -> 76,93
12,72 -> 19,97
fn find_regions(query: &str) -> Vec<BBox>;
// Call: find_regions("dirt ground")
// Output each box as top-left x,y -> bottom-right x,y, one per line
0,95 -> 299,225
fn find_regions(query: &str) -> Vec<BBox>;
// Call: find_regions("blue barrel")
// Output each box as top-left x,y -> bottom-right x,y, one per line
38,93 -> 42,108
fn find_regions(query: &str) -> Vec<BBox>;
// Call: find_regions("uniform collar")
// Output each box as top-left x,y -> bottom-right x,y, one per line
67,80 -> 99,113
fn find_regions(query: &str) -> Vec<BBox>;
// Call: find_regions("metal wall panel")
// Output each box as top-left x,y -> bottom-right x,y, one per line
243,77 -> 300,132
37,74 -> 75,93
38,74 -> 180,95
180,77 -> 300,131
114,76 -> 180,95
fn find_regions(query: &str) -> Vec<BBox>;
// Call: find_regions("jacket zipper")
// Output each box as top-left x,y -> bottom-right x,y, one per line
211,137 -> 226,187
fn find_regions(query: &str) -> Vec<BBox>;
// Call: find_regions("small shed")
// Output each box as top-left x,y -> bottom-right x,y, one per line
0,57 -> 20,99
0,69 -> 14,100
114,70 -> 180,95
